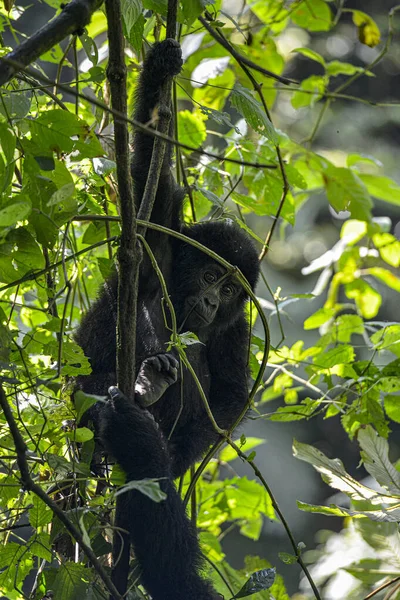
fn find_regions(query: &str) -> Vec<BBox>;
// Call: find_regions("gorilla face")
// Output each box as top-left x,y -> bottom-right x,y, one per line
181,263 -> 243,333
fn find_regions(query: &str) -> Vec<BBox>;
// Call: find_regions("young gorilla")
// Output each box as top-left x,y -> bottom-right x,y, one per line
75,39 -> 260,600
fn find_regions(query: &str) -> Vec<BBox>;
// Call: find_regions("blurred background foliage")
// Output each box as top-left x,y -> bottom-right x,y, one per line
0,0 -> 400,598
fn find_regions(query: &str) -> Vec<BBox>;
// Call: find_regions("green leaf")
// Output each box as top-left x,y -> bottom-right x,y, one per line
47,182 -> 75,207
326,60 -> 372,77
359,174 -> 400,206
234,567 -> 275,598
291,0 -> 332,32
384,395 -> 400,423
29,494 -> 52,528
121,0 -> 142,34
324,165 -> 372,221
128,13 -> 145,55
345,280 -> 381,319
371,325 -> 400,357
269,399 -> 319,422
372,233 -> 400,268
30,110 -> 103,159
79,30 -> 98,66
304,307 -> 335,330
358,426 -> 400,493
73,427 -> 94,443
278,552 -> 298,565
368,267 -> 400,293
230,84 -> 278,144
0,200 -> 32,227
315,344 -> 355,369
293,440 -> 397,504
74,391 -> 104,422
178,110 -> 207,149
297,500 -> 400,522
0,87 -> 31,120
292,47 -> 325,66
219,437 -> 266,463
115,478 -> 167,502
52,562 -> 94,600
291,75 -> 326,108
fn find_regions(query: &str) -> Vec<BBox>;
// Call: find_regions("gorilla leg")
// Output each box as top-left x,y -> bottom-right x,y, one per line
101,388 -> 218,600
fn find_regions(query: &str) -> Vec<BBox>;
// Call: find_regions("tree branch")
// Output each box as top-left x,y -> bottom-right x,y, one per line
105,0 -> 138,400
0,0 -> 103,86
0,385 -> 122,599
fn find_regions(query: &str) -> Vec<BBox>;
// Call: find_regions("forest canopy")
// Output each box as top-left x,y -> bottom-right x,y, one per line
0,1 -> 400,599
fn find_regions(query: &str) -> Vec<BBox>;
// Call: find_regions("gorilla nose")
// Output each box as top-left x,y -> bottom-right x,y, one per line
204,295 -> 218,309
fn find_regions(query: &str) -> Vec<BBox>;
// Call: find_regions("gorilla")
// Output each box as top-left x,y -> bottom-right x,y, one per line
75,38 -> 260,600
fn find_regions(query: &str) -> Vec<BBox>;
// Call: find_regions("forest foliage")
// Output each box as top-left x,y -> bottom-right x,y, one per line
0,0 -> 400,598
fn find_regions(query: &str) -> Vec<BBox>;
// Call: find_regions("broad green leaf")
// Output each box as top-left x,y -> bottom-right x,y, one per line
293,440 -> 398,504
359,174 -> 400,206
332,315 -> 364,342
73,427 -> 94,443
0,200 -> 31,226
326,61 -> 373,77
115,478 -> 167,502
230,83 -> 278,144
0,87 -> 31,120
358,426 -> 400,493
52,562 -> 94,600
74,391 -> 103,422
269,399 -> 319,422
340,219 -> 367,244
79,30 -> 98,66
234,567 -> 275,598
279,552 -> 298,565
314,344 -> 355,369
352,10 -> 381,47
324,165 -> 372,221
371,325 -> 400,357
47,183 -> 75,207
372,233 -> 400,268
219,437 -> 266,463
292,47 -> 325,66
30,110 -> 104,159
384,395 -> 400,423
178,110 -> 207,149
345,280 -> 381,319
304,307 -> 335,330
367,267 -> 400,293
291,75 -> 326,108
121,0 -> 142,34
292,0 -> 332,32
129,13 -> 145,54
29,494 -> 52,528
297,500 -> 400,522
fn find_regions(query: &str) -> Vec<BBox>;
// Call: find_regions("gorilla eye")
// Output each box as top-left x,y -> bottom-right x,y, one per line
222,284 -> 236,297
204,272 -> 217,284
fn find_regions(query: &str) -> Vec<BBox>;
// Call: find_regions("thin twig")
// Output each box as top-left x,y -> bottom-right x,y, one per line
364,576 -> 400,600
199,15 -> 296,86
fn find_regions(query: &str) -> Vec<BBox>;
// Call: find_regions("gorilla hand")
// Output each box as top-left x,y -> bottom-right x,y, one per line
135,353 -> 179,407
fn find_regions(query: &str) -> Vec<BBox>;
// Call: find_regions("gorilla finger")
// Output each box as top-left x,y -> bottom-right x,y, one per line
108,386 -> 123,401
158,354 -> 171,371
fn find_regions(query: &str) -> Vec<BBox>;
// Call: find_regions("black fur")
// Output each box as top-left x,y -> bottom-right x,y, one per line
75,39 -> 260,600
